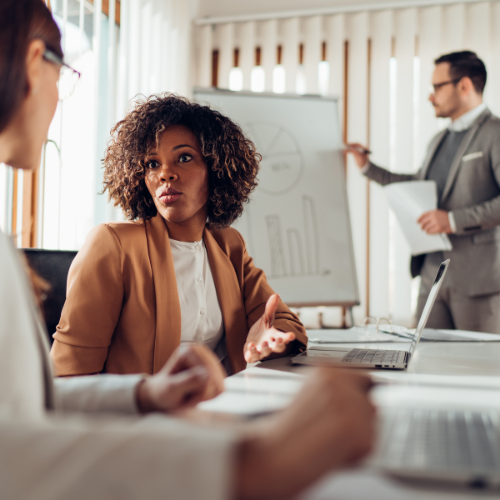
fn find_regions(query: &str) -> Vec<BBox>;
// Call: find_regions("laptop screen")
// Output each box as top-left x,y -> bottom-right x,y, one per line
408,259 -> 450,356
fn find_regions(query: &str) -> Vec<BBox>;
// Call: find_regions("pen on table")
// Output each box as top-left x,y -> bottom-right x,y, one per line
344,144 -> 372,155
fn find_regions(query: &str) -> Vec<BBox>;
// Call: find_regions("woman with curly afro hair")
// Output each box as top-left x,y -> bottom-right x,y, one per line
51,94 -> 307,377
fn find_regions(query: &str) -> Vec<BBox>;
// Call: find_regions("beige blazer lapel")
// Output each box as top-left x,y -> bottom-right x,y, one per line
204,229 -> 248,373
145,214 -> 181,373
441,109 -> 491,204
421,129 -> 448,179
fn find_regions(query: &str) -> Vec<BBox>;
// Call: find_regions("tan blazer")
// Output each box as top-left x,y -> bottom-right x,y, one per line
51,213 -> 307,376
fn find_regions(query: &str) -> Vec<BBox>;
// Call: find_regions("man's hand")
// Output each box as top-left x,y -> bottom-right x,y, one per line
136,344 -> 225,413
236,369 -> 376,500
345,143 -> 370,169
417,209 -> 452,234
244,294 -> 296,363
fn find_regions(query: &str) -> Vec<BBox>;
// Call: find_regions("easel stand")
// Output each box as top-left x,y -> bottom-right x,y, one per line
289,301 -> 359,329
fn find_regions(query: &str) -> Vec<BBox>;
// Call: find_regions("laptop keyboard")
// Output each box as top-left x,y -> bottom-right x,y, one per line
382,408 -> 500,471
343,349 -> 403,365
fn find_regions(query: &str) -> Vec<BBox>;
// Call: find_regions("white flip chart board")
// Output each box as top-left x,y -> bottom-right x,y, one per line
194,89 -> 359,307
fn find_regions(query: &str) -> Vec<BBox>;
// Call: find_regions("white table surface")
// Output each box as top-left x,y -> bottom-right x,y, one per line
201,339 -> 500,499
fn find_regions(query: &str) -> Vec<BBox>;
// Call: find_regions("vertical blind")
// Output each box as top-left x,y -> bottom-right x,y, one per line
194,1 -> 500,326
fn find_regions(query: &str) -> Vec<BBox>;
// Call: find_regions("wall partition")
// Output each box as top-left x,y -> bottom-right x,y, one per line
194,1 -> 500,326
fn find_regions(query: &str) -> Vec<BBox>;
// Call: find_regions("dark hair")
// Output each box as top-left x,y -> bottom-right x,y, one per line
0,0 -> 62,133
103,94 -> 261,229
434,50 -> 487,94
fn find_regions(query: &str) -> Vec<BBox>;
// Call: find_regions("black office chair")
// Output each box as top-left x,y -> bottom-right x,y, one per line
22,248 -> 78,344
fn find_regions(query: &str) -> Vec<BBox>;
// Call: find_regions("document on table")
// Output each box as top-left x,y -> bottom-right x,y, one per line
384,180 -> 452,256
197,367 -> 304,416
307,327 -> 405,346
307,327 -> 500,348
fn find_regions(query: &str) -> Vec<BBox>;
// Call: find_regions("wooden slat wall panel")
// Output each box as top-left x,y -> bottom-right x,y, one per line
417,6 -> 442,165
489,3 -> 500,117
282,18 -> 300,93
239,22 -> 256,91
303,16 -> 322,94
369,10 -> 393,319
217,23 -> 234,89
346,12 -> 369,323
325,15 -> 345,132
442,4 -> 466,53
197,25 -> 213,88
392,8 -> 417,325
466,3 -> 491,105
261,20 -> 278,92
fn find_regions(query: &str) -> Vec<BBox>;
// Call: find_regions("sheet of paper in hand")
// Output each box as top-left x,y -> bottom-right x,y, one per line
384,180 -> 452,256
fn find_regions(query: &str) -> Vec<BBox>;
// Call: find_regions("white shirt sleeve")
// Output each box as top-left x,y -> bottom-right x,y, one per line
360,162 -> 371,174
54,374 -> 146,414
0,414 -> 237,500
448,212 -> 457,233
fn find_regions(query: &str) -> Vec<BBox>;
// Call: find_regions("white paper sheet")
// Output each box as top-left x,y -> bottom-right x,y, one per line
307,327 -> 500,346
307,327 -> 406,345
197,367 -> 304,415
384,180 -> 452,256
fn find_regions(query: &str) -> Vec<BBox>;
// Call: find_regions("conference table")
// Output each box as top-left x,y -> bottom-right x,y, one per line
199,338 -> 500,499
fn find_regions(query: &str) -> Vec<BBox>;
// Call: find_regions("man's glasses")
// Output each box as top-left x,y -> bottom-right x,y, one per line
43,49 -> 81,101
429,77 -> 462,95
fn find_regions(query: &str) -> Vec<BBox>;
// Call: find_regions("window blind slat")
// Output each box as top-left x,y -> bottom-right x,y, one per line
346,12 -> 370,323
261,20 -> 278,92
392,8 -> 417,325
369,10 -> 393,320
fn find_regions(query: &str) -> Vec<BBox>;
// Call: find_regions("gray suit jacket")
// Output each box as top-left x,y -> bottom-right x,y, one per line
365,108 -> 500,296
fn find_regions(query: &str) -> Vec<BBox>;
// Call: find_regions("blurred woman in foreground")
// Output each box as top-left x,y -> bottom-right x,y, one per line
0,1 -> 376,499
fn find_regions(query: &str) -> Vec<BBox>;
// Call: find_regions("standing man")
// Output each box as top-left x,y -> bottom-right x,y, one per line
348,51 -> 500,333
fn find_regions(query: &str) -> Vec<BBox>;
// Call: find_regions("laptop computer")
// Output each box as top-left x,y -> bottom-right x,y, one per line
291,259 -> 450,370
372,405 -> 500,487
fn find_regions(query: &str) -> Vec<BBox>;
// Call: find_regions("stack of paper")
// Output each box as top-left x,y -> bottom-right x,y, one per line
384,180 -> 452,256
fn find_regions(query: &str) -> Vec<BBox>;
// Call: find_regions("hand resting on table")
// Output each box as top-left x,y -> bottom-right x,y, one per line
136,343 -> 225,413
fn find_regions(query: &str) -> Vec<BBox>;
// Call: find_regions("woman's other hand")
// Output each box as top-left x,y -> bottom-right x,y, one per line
236,369 -> 376,500
136,344 -> 225,413
244,294 -> 296,363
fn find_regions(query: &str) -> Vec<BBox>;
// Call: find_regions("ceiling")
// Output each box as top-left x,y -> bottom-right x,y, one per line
197,0 -> 422,18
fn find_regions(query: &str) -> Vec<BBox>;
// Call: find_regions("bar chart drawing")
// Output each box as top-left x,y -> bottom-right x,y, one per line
265,196 -> 321,278
303,196 -> 321,275
287,229 -> 305,276
266,215 -> 287,277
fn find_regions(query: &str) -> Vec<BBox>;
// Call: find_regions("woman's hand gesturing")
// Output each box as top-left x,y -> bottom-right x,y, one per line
244,294 -> 296,363
136,344 -> 225,413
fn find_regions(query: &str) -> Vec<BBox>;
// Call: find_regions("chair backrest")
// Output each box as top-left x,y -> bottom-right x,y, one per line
22,248 -> 78,344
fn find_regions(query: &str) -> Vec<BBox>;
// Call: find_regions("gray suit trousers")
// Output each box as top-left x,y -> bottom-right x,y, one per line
416,255 -> 500,333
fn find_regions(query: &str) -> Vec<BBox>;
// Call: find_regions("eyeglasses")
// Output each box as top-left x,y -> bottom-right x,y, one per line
429,77 -> 462,95
43,49 -> 81,101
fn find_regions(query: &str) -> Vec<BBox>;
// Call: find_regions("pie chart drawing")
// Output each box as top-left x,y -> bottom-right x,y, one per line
246,122 -> 303,195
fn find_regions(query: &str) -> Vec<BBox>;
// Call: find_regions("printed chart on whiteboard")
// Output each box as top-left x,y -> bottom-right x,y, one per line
194,89 -> 359,306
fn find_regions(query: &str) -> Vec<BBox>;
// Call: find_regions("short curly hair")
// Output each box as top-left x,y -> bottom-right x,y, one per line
103,93 -> 261,228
